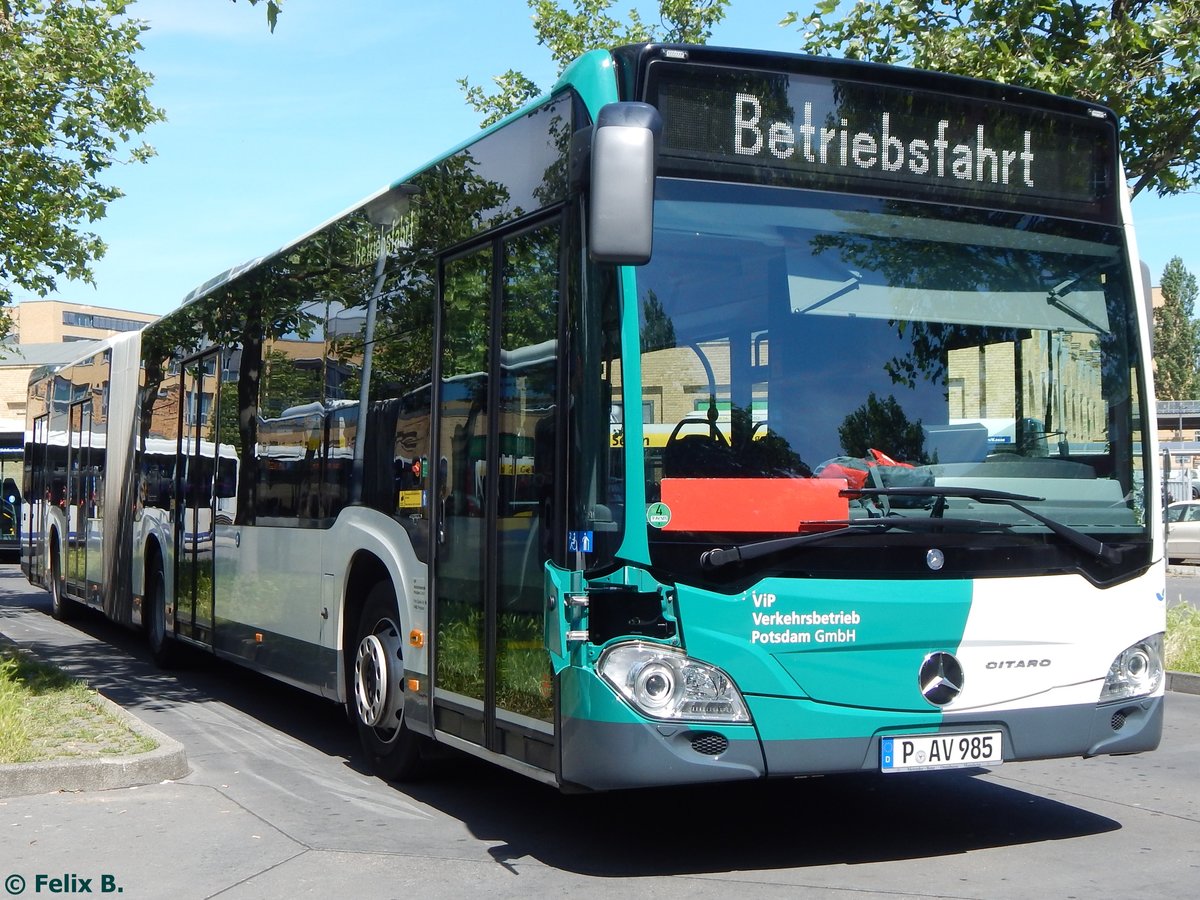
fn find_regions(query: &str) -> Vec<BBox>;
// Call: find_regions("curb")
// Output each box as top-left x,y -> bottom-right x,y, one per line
1167,669 -> 1200,696
0,690 -> 189,799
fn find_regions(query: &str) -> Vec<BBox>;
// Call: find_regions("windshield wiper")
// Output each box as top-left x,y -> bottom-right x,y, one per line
699,516 -> 1013,570
1047,264 -> 1109,334
852,486 -> 1123,564
700,486 -> 1124,570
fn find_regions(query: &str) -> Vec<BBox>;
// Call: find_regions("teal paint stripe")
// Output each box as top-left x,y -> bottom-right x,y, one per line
559,662 -> 647,726
559,664 -> 755,741
613,263 -> 651,565
749,695 -> 940,744
676,577 -> 975,735
553,48 -> 620,117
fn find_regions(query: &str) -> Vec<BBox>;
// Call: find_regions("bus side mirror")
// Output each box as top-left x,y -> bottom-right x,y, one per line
589,102 -> 661,265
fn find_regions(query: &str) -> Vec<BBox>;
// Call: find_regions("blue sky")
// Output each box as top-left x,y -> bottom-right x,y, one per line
40,0 -> 1200,316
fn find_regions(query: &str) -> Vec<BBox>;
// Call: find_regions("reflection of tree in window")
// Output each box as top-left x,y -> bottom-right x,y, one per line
497,222 -> 559,723
640,290 -> 676,353
839,392 -> 927,462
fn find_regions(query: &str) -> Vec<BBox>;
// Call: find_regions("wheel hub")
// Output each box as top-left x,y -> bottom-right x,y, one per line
354,619 -> 403,734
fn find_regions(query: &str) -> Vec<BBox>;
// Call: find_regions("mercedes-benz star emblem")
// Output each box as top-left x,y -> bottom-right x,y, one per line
919,652 -> 964,706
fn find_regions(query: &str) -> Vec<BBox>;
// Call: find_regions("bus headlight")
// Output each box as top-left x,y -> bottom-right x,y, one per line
598,642 -> 751,722
1100,635 -> 1164,702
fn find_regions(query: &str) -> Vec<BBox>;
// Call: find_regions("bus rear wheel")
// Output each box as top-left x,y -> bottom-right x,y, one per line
145,553 -> 177,668
350,582 -> 426,780
48,536 -> 75,622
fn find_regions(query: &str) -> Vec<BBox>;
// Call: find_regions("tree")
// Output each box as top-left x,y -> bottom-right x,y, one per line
1154,257 -> 1200,400
0,0 -> 282,342
0,0 -> 163,334
461,0 -> 729,127
786,0 -> 1200,198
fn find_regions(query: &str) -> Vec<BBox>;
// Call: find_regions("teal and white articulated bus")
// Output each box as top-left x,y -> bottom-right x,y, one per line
23,44 -> 1164,791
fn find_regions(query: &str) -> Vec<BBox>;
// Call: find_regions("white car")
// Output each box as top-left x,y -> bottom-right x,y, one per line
1167,500 -> 1200,562
1166,467 -> 1200,502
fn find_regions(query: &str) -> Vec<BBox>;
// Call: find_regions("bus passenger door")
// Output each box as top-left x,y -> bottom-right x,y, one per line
434,245 -> 492,745
176,351 -> 219,647
433,220 -> 560,770
66,400 -> 91,602
26,414 -> 49,579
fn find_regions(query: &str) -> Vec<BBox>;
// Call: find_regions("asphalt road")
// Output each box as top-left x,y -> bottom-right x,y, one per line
1,565 -> 1198,899
1166,564 -> 1200,609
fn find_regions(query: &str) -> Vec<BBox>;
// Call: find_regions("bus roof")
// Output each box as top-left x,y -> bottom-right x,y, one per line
26,329 -> 142,388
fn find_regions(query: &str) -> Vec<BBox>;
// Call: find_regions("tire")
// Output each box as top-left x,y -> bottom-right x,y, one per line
145,552 -> 177,668
48,534 -> 76,622
349,582 -> 427,780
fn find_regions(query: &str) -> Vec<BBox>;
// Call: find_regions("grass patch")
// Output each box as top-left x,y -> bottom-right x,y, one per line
1166,604 -> 1200,675
0,647 -> 157,764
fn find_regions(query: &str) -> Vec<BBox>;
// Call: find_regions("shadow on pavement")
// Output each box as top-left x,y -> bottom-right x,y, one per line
396,757 -> 1120,877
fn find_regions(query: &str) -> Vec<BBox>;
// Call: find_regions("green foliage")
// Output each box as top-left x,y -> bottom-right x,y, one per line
461,0 -> 730,127
530,0 -> 730,71
236,0 -> 282,31
786,0 -> 1200,198
1166,603 -> 1200,674
0,0 -> 281,320
458,70 -> 544,130
0,0 -> 164,312
1153,256 -> 1200,400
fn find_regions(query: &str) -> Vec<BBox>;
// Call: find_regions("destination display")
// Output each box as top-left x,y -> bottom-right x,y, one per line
647,62 -> 1116,218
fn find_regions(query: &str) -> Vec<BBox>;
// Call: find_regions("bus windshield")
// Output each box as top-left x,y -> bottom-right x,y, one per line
635,177 -> 1148,576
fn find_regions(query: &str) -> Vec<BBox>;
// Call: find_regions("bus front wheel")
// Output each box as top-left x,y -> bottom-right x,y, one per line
350,582 -> 426,780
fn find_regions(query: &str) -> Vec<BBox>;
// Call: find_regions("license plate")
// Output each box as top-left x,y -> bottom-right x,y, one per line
880,731 -> 1002,772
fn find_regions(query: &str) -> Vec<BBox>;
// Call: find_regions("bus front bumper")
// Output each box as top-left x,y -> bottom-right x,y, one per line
558,672 -> 1163,791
